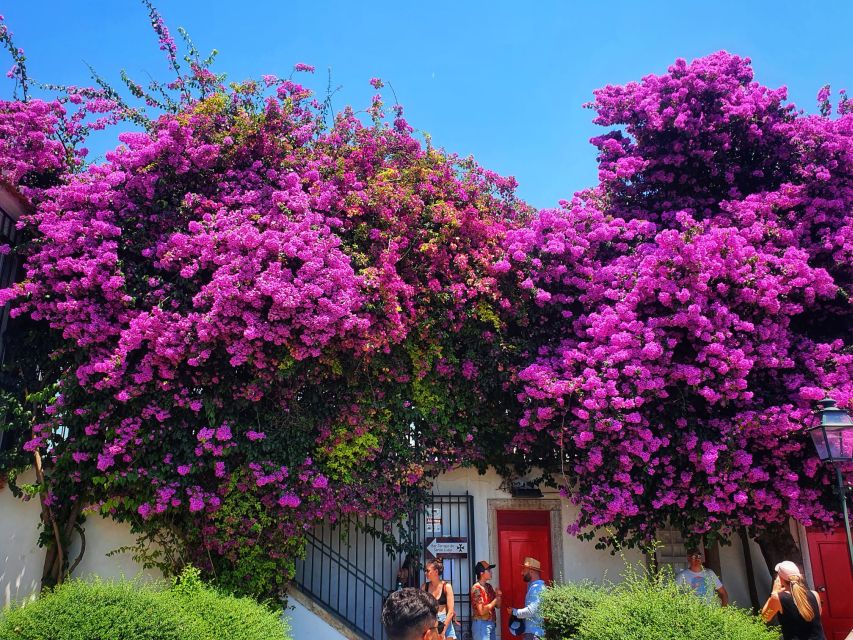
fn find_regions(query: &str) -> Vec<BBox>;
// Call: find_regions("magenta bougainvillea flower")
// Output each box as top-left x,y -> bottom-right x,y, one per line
502,52 -> 851,546
0,12 -> 528,594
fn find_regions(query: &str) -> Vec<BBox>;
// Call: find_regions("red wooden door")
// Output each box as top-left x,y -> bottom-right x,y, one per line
497,510 -> 552,640
807,528 -> 853,639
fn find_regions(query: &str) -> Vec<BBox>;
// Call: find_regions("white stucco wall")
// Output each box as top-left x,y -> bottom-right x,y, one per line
64,513 -> 161,585
432,467 -> 772,609
0,477 -> 161,609
286,597 -> 349,640
432,468 -> 643,586
0,483 -> 42,608
718,529 -> 774,608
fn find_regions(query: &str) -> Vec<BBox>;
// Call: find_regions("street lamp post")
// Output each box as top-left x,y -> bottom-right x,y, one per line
807,396 -> 853,577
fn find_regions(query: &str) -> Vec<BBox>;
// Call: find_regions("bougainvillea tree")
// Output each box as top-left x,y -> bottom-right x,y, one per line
502,52 -> 852,568
0,12 -> 140,587
0,9 -> 530,596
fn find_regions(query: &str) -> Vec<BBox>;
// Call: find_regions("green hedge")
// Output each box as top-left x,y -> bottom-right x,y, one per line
0,567 -> 290,640
541,581 -> 609,638
541,571 -> 779,640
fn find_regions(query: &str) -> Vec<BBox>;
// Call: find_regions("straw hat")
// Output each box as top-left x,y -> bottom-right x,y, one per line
521,557 -> 541,571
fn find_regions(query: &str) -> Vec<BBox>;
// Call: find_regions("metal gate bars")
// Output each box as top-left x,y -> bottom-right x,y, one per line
294,492 -> 476,639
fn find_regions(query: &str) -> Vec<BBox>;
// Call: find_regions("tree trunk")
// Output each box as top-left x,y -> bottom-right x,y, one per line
704,540 -> 722,577
41,499 -> 85,589
738,527 -> 760,611
755,520 -> 804,577
34,447 -> 64,589
35,442 -> 86,590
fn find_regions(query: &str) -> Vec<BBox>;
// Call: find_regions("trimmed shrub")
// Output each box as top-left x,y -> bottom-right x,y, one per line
541,571 -> 779,640
0,567 -> 289,640
541,581 -> 609,639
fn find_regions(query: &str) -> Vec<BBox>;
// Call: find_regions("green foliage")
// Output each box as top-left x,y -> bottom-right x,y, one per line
0,566 -> 290,640
322,428 -> 381,484
540,581 -> 609,639
541,568 -> 779,640
205,474 -> 301,598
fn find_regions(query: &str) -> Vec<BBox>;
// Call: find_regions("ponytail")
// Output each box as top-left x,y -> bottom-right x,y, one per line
788,576 -> 815,622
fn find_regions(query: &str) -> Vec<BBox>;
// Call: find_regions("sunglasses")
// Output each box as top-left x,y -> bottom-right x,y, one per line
437,621 -> 445,634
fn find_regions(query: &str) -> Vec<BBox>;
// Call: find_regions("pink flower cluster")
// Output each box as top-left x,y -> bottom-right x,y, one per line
0,99 -> 66,191
505,52 -> 852,545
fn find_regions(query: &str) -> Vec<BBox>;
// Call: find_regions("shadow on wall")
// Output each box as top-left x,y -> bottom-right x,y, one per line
1,473 -> 162,609
0,483 -> 42,608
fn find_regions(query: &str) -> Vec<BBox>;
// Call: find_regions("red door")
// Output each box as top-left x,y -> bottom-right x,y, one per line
807,528 -> 853,639
497,510 -> 552,640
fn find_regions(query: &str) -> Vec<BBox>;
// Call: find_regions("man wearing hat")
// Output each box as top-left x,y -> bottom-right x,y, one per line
675,549 -> 729,607
509,557 -> 545,639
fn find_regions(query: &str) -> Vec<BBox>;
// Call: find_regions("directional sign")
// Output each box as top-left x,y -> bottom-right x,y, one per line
425,537 -> 468,559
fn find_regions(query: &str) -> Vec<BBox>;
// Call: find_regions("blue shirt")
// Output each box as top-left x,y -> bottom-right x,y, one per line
513,579 -> 545,637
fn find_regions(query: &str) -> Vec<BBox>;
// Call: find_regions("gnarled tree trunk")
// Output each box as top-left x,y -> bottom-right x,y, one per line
755,520 -> 804,578
36,443 -> 85,590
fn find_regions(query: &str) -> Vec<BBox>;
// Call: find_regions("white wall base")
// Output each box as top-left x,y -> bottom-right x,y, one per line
286,588 -> 354,640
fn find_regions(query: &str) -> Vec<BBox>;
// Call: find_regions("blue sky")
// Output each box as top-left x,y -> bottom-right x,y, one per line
3,1 -> 852,209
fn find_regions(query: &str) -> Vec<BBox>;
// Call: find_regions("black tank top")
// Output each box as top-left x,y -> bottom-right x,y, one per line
424,581 -> 448,606
778,591 -> 826,640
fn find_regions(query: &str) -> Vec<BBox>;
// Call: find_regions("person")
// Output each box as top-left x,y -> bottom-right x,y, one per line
675,549 -> 729,606
396,553 -> 420,591
760,560 -> 826,640
422,557 -> 457,639
471,559 -> 502,640
509,556 -> 545,640
382,587 -> 442,640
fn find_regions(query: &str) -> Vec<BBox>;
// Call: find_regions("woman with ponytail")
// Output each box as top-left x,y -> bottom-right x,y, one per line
761,561 -> 825,640
422,558 -> 457,639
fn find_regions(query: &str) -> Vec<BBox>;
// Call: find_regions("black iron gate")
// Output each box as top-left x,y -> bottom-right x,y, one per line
415,494 -> 476,639
294,492 -> 476,639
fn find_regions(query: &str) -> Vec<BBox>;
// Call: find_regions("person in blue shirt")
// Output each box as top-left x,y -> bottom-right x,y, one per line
510,557 -> 545,639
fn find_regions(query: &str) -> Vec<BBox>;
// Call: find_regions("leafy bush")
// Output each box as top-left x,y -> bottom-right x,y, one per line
0,567 -> 290,640
541,581 -> 608,639
542,570 -> 779,640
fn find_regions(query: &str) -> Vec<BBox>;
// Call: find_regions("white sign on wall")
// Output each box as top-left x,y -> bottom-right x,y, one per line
425,506 -> 442,535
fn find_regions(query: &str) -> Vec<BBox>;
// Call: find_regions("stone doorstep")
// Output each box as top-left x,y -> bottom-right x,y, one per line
285,585 -> 366,640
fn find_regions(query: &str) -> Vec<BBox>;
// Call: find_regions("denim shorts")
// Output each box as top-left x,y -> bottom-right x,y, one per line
437,610 -> 457,638
471,619 -> 496,640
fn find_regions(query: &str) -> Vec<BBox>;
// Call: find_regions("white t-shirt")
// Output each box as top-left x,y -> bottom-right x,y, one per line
675,568 -> 723,602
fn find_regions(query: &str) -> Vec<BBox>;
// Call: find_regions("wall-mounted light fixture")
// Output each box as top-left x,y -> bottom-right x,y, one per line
510,480 -> 543,498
